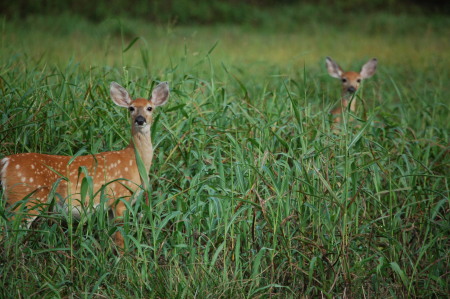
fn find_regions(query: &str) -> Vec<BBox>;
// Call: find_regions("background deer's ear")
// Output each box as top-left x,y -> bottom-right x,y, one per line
360,58 -> 378,79
110,82 -> 132,107
326,57 -> 343,79
150,82 -> 170,107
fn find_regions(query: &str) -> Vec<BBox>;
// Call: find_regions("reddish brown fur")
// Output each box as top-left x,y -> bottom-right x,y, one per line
2,148 -> 139,214
1,82 -> 169,249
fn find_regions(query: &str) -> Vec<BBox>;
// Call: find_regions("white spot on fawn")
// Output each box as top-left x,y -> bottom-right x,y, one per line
15,164 -> 20,170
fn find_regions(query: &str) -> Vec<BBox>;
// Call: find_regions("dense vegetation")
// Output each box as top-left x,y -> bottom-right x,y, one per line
0,4 -> 449,298
2,0 -> 449,24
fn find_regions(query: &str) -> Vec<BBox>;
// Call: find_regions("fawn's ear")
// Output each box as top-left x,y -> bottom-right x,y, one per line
326,57 -> 343,79
110,82 -> 133,107
150,82 -> 169,107
360,58 -> 378,79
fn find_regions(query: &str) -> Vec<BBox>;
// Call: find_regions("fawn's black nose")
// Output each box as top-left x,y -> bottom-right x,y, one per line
347,86 -> 356,93
135,116 -> 146,126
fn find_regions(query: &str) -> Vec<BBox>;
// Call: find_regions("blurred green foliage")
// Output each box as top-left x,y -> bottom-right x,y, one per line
1,0 -> 448,25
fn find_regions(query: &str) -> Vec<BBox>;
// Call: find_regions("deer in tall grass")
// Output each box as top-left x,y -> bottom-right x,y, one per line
326,57 -> 377,123
1,81 -> 169,249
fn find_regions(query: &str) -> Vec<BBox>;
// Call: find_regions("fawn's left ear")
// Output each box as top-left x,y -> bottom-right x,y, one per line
110,82 -> 133,107
360,58 -> 378,79
150,82 -> 170,107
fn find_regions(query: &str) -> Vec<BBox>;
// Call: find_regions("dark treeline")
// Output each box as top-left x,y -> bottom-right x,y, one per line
1,0 -> 448,24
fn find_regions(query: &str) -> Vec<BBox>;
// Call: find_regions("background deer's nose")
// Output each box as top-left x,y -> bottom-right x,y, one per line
347,86 -> 356,93
135,115 -> 146,126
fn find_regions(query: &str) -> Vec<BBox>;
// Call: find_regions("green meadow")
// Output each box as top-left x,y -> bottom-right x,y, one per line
0,5 -> 449,298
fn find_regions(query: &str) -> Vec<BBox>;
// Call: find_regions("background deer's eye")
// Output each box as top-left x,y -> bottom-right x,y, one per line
129,107 -> 135,112
342,78 -> 347,83
147,106 -> 153,112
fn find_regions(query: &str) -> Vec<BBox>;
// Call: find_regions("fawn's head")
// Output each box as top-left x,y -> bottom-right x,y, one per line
110,82 -> 169,133
326,57 -> 377,95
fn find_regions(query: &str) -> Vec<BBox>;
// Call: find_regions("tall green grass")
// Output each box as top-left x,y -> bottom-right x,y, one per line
1,11 -> 449,298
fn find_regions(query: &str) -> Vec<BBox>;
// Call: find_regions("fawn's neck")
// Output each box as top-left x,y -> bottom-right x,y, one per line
130,127 -> 153,175
341,93 -> 357,112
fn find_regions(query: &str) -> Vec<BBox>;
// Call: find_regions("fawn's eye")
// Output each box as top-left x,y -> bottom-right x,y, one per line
342,78 -> 347,83
129,107 -> 135,112
147,106 -> 153,112
357,79 -> 361,83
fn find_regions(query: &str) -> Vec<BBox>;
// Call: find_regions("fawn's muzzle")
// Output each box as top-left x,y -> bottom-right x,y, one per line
347,86 -> 356,93
135,116 -> 146,126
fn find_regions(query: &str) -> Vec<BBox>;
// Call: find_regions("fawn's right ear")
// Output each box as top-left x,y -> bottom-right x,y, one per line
110,82 -> 133,107
325,57 -> 343,79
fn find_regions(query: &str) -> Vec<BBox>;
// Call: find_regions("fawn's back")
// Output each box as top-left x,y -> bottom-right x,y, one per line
1,147 -> 140,213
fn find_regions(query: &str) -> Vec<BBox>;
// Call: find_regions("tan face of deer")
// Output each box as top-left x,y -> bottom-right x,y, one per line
110,82 -> 169,136
326,57 -> 378,96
